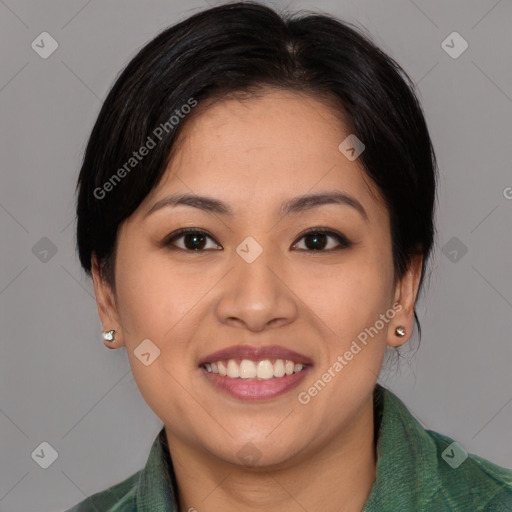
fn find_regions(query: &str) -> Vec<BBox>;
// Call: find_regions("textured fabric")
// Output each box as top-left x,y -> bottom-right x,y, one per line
65,384 -> 512,511
362,386 -> 512,511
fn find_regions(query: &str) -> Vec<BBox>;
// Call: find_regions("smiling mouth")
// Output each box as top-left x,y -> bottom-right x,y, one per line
201,358 -> 309,380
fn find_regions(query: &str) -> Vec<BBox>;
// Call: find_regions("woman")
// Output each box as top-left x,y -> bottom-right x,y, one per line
67,2 -> 512,511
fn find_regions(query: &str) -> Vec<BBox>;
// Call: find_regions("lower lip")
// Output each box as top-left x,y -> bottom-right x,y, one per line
200,367 -> 311,401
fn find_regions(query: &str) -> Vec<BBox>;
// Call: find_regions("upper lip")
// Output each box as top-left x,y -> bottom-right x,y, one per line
198,345 -> 313,366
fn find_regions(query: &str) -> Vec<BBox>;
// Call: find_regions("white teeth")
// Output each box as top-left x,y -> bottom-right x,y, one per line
218,361 -> 227,376
203,358 -> 307,378
273,359 -> 286,377
239,359 -> 257,378
227,359 -> 240,378
256,360 -> 274,380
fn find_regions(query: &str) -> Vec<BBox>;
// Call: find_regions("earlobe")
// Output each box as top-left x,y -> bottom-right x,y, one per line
102,329 -> 118,350
388,253 -> 423,347
91,254 -> 124,349
394,326 -> 406,338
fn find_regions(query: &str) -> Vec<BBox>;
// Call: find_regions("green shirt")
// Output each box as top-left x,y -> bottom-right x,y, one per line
65,384 -> 512,511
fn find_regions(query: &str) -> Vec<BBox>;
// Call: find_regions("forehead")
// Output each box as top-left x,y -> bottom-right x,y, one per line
141,89 -> 386,222
175,89 -> 347,164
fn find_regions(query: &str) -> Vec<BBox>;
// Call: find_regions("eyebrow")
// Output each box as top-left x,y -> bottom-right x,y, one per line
145,191 -> 368,221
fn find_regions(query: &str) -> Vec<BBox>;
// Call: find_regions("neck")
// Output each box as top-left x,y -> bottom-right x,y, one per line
166,394 -> 377,512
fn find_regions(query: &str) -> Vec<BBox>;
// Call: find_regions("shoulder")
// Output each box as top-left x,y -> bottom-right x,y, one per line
64,470 -> 141,512
369,385 -> 512,511
425,429 -> 512,511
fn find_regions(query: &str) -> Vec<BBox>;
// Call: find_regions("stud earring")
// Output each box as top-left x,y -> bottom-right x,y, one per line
395,326 -> 406,337
103,330 -> 116,342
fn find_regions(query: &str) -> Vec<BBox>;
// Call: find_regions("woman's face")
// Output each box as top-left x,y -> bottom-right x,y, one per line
93,89 -> 421,467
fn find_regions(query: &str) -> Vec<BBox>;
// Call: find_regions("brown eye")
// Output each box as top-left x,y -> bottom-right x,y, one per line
162,228 -> 221,251
292,228 -> 353,251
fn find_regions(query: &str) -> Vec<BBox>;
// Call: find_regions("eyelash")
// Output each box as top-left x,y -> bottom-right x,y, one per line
161,227 -> 353,252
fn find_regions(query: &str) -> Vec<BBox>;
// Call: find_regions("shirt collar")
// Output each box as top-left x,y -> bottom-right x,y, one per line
136,427 -> 179,511
135,384 -> 439,511
362,384 -> 441,510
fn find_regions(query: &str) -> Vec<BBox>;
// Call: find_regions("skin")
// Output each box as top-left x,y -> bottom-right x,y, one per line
92,88 -> 423,512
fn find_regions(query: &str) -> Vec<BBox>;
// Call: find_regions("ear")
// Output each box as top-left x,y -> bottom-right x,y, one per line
91,253 -> 124,349
387,252 -> 423,347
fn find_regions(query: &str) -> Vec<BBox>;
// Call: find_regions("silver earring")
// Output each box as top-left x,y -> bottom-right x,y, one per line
103,330 -> 116,342
395,326 -> 406,337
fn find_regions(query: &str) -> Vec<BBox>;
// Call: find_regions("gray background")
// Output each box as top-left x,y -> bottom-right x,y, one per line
1,0 -> 511,510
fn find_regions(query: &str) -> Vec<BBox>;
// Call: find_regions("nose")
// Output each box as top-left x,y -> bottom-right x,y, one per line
215,243 -> 299,333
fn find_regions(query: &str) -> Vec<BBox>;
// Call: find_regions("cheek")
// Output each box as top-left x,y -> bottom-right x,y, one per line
114,246 -> 195,339
299,263 -> 393,407
114,262 -> 165,338
114,251 -> 203,422
293,253 -> 394,340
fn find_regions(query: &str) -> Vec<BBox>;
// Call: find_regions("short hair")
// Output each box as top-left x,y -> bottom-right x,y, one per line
75,1 -> 437,339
